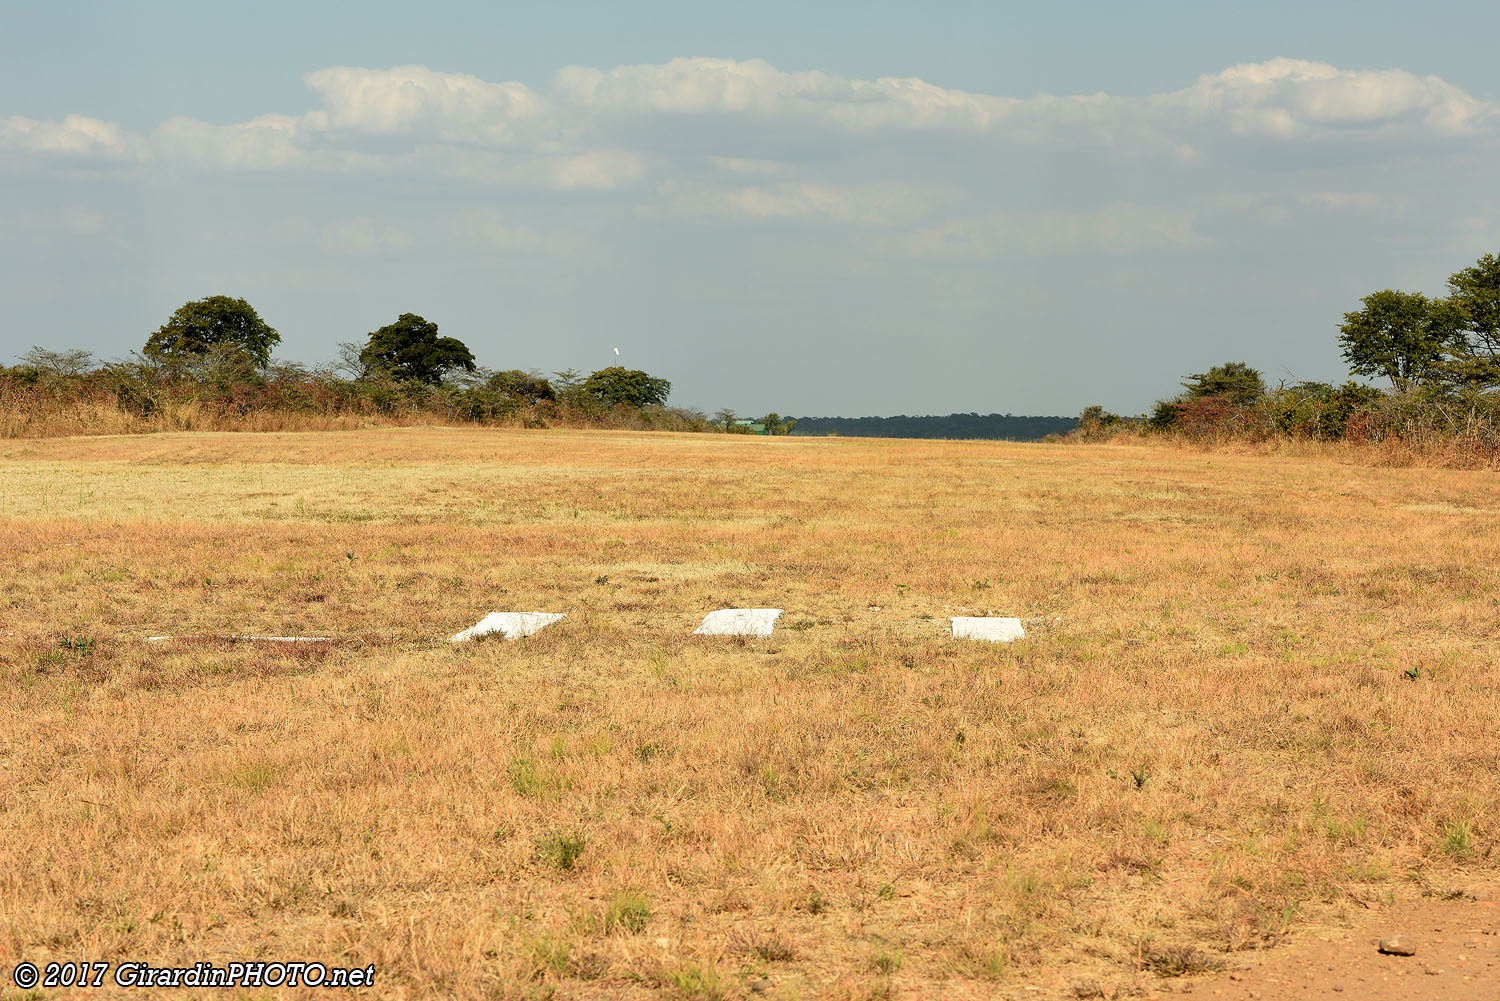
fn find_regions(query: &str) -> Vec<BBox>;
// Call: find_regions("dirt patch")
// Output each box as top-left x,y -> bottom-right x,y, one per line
1173,881 -> 1499,1000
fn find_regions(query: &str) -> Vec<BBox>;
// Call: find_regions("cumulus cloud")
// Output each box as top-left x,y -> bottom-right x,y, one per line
305,65 -> 547,144
551,55 -> 1497,147
555,57 -> 1012,132
1161,58 -> 1494,138
2,54 -> 1488,262
152,114 -> 324,171
4,56 -> 1494,178
0,114 -> 146,159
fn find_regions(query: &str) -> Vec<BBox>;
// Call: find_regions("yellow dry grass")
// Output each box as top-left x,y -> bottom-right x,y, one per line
1,428 -> 1496,999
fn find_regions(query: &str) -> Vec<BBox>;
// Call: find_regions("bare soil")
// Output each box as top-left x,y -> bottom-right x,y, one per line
1174,881 -> 1499,1000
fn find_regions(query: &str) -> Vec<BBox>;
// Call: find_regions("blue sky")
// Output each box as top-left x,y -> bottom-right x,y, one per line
3,0 -> 1499,415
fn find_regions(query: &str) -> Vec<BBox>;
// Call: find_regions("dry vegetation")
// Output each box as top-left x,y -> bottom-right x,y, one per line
1,428 -> 1497,999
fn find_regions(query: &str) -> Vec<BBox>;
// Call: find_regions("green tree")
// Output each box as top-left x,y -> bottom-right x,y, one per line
1181,362 -> 1265,405
582,366 -> 671,407
1444,253 -> 1500,386
760,412 -> 796,435
359,313 -> 475,385
144,295 -> 280,368
486,369 -> 555,403
1338,290 -> 1463,391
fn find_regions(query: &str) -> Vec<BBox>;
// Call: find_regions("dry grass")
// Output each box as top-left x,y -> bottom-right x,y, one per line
1,428 -> 1497,999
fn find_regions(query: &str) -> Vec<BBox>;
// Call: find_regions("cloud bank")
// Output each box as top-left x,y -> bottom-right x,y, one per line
4,56 -> 1496,416
5,56 -> 1494,173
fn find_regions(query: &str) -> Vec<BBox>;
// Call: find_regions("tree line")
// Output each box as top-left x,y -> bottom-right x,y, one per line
2,298 -> 714,436
789,413 -> 1076,440
1080,251 -> 1500,457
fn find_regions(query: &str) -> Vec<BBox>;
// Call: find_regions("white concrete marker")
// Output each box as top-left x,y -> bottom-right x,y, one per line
147,635 -> 333,643
449,612 -> 566,643
693,608 -> 782,637
950,617 -> 1026,643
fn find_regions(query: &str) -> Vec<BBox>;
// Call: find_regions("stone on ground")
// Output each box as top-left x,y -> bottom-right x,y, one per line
693,608 -> 782,637
1377,935 -> 1416,956
950,617 -> 1026,643
449,612 -> 566,643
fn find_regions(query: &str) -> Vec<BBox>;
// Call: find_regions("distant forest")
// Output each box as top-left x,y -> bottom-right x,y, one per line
789,413 -> 1078,440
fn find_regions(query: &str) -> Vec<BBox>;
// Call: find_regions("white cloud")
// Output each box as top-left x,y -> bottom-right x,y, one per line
152,114 -> 321,170
1163,58 -> 1494,138
551,55 -> 1497,146
0,114 -> 146,159
305,65 -> 547,144
5,57 -> 1493,183
555,57 -> 1012,132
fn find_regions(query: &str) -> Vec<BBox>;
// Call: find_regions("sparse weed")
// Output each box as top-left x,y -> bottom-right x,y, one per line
603,890 -> 650,934
535,832 -> 587,873
666,964 -> 728,1000
1441,821 -> 1474,858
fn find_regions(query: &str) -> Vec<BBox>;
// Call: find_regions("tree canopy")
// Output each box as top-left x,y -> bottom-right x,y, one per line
486,369 -> 555,403
359,313 -> 475,385
582,366 -> 671,407
1443,253 -> 1500,386
1181,362 -> 1265,405
144,296 -> 280,367
1338,290 -> 1464,391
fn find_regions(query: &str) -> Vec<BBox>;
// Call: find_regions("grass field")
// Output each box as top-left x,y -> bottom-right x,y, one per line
1,428 -> 1497,999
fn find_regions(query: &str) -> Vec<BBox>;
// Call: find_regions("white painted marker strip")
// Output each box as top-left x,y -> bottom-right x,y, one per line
147,635 -> 333,643
693,608 -> 782,637
449,612 -> 566,643
950,617 -> 1025,643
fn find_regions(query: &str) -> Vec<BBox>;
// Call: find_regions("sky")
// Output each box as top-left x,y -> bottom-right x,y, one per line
3,0 -> 1499,416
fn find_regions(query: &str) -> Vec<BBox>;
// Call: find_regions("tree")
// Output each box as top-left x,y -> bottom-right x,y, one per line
1444,253 -> 1500,386
582,366 -> 671,407
486,369 -> 555,403
20,347 -> 94,378
760,412 -> 796,435
359,313 -> 475,385
144,295 -> 280,367
1338,290 -> 1463,391
714,408 -> 738,430
1181,362 -> 1264,405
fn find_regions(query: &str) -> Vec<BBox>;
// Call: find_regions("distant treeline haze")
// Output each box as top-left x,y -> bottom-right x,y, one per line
791,413 -> 1077,440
